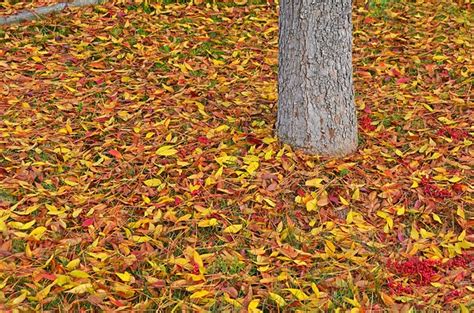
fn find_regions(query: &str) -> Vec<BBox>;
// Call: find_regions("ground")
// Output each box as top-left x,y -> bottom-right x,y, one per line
0,0 -> 472,311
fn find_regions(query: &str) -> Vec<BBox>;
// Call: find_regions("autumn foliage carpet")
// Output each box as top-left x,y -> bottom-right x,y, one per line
0,0 -> 472,311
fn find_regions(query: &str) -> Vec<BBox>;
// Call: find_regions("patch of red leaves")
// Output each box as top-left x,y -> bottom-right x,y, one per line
386,254 -> 474,295
436,127 -> 469,142
420,176 -> 452,199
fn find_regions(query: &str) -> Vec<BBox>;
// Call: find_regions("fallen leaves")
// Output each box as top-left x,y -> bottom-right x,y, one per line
0,0 -> 472,311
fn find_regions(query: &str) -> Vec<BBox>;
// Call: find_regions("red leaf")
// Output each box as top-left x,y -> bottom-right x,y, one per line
397,77 -> 410,84
108,149 -> 122,159
82,218 -> 94,227
197,136 -> 210,145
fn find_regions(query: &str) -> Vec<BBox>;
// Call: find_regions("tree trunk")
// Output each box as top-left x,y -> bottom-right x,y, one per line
276,0 -> 358,157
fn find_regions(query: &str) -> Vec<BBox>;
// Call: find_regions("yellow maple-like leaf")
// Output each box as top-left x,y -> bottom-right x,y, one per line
223,224 -> 243,234
144,178 -> 161,187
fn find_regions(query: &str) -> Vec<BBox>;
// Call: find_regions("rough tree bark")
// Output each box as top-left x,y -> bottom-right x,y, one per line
276,0 -> 358,157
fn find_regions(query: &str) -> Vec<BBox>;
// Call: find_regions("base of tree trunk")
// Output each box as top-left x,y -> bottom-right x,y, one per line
0,0 -> 105,25
276,0 -> 358,157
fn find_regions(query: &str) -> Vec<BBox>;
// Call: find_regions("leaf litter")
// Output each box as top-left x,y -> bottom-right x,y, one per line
0,0 -> 472,311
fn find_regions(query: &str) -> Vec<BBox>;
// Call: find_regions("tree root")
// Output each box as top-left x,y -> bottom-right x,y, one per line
0,0 -> 106,25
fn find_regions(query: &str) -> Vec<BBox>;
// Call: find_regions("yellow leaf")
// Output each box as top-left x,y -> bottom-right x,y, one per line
460,304 -> 469,313
30,226 -> 47,240
456,207 -> 465,219
396,206 -> 405,216
306,198 -> 317,212
66,283 -> 93,294
162,84 -> 174,92
87,252 -> 109,261
325,240 -> 336,254
66,258 -> 80,270
246,162 -> 259,174
352,188 -> 360,200
248,299 -> 261,313
346,210 -> 354,224
198,218 -> 218,228
223,292 -> 242,307
0,277 -> 8,289
116,271 -> 132,282
311,283 -> 320,298
8,220 -> 35,230
286,288 -> 309,301
70,270 -> 89,279
344,296 -> 361,307
305,178 -> 323,187
430,282 -> 443,288
36,283 -> 54,301
458,230 -> 466,242
234,0 -> 247,5
54,275 -> 71,286
32,56 -> 42,62
10,291 -> 28,305
420,228 -> 435,239
432,213 -> 442,224
263,198 -> 276,207
263,137 -> 277,144
410,227 -> 419,240
144,178 -> 162,187
448,176 -> 462,183
155,145 -> 177,156
223,224 -> 243,234
64,179 -> 78,186
339,195 -> 350,206
269,292 -> 286,307
190,290 -> 210,299
433,54 -> 448,61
